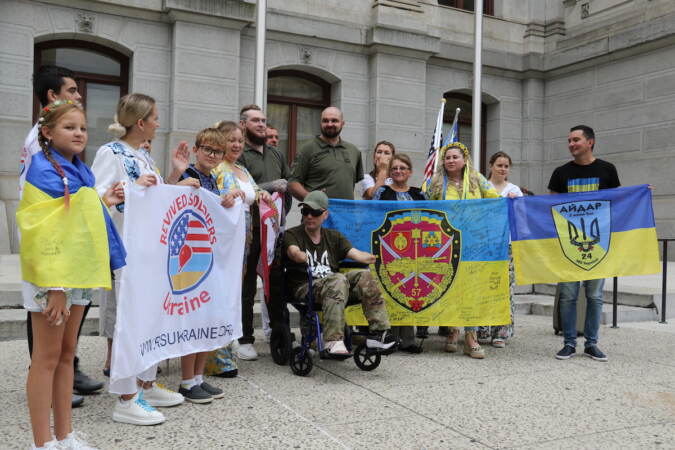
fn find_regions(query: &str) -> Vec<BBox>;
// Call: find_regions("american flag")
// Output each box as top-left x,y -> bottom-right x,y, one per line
423,104 -> 460,191
170,212 -> 211,272
423,100 -> 446,189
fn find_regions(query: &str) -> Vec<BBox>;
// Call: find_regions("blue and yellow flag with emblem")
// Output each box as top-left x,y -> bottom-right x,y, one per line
509,185 -> 659,284
325,198 -> 510,326
17,150 -> 126,289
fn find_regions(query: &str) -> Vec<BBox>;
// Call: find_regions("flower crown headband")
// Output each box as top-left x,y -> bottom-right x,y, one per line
38,100 -> 76,123
441,142 -> 470,160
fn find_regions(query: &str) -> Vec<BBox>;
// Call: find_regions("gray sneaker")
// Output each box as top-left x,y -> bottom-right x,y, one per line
178,384 -> 212,404
200,382 -> 224,399
584,345 -> 608,362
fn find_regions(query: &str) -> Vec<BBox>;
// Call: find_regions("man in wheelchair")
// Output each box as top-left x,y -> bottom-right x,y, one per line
284,191 -> 398,358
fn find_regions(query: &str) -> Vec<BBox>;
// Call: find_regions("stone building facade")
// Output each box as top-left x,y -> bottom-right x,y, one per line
1,0 -> 674,254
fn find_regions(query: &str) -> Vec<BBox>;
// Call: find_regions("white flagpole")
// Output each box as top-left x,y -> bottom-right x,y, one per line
472,0 -> 483,171
432,99 -> 446,174
254,0 -> 267,108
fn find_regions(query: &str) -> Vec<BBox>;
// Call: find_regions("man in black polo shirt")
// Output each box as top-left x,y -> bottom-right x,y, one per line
548,125 -> 620,362
235,104 -> 291,360
288,106 -> 364,200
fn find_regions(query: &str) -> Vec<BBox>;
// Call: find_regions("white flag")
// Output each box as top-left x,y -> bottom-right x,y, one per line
111,184 -> 245,383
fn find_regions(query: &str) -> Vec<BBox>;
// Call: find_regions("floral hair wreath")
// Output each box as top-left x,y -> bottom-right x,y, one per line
441,141 -> 470,160
38,100 -> 76,123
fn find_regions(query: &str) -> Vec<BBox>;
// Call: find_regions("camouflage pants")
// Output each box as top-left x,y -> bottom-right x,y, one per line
294,270 -> 390,341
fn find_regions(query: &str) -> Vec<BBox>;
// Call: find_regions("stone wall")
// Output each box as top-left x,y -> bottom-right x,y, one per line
0,0 -> 674,253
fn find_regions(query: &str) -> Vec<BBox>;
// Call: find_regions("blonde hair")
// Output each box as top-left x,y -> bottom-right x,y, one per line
37,100 -> 86,208
195,127 -> 227,150
108,93 -> 155,138
214,121 -> 244,156
428,142 -> 480,200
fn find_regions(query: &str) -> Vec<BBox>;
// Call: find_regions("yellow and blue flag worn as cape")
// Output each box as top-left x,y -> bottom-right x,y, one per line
509,185 -> 659,285
325,198 -> 510,327
17,149 -> 126,289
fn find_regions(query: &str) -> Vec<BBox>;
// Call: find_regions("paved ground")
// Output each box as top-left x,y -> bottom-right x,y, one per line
3,315 -> 674,449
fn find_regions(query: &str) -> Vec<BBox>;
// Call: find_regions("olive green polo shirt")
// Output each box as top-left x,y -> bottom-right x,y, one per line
238,143 -> 291,184
289,136 -> 364,200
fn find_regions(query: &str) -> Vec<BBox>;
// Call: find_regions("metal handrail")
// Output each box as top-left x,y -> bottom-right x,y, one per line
611,238 -> 674,327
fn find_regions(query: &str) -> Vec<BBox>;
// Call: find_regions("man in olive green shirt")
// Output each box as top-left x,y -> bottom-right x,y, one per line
288,107 -> 364,200
234,104 -> 291,361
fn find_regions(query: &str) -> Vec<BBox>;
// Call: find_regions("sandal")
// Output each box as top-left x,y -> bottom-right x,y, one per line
445,327 -> 460,353
463,331 -> 485,359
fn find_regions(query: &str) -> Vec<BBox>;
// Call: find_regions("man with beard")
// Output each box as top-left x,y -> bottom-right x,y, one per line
234,104 -> 290,360
288,106 -> 364,200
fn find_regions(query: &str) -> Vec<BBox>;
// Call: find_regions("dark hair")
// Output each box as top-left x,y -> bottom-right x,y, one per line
33,65 -> 76,107
239,104 -> 262,121
570,125 -> 595,150
487,151 -> 513,180
369,140 -> 396,179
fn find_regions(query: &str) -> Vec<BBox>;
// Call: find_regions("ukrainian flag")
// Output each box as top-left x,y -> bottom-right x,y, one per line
17,150 -> 126,289
509,185 -> 660,285
325,198 -> 511,326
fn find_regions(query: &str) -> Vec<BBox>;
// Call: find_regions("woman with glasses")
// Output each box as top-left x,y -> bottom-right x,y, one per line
425,142 -> 499,359
371,154 -> 426,353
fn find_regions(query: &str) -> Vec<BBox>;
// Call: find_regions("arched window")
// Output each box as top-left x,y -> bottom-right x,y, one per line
438,0 -> 494,16
443,92 -> 487,174
266,70 -> 331,162
34,40 -> 129,164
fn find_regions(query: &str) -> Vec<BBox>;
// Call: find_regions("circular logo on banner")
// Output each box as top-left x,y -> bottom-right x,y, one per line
166,209 -> 214,294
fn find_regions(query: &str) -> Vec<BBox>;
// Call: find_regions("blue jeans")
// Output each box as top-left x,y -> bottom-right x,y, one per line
559,279 -> 605,348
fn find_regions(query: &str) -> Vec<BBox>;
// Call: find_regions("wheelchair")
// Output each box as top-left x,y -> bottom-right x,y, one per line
267,257 -> 397,376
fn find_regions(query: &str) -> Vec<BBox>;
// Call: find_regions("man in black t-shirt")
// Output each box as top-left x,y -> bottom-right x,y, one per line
284,191 -> 397,357
548,125 -> 620,362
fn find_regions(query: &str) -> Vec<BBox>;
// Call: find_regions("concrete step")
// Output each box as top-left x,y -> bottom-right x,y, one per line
513,294 -> 662,324
0,302 -> 299,341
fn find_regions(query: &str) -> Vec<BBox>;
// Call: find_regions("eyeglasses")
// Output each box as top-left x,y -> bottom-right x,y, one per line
390,166 -> 410,172
198,146 -> 225,158
301,207 -> 324,217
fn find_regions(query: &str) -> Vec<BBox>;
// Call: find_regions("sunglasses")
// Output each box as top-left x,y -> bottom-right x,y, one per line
301,207 -> 324,217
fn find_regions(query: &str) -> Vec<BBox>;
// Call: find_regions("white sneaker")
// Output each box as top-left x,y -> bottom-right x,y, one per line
32,439 -> 59,449
142,383 -> 184,407
233,342 -> 258,360
112,391 -> 165,426
58,430 -> 98,449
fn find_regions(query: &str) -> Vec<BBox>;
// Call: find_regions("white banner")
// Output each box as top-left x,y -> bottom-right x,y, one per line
111,184 -> 245,383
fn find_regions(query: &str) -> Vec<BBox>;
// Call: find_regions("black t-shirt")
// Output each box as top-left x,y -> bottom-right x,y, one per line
547,159 -> 620,193
283,226 -> 352,293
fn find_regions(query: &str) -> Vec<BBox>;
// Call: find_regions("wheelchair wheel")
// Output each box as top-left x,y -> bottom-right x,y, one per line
290,347 -> 313,376
353,343 -> 381,371
270,326 -> 292,366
